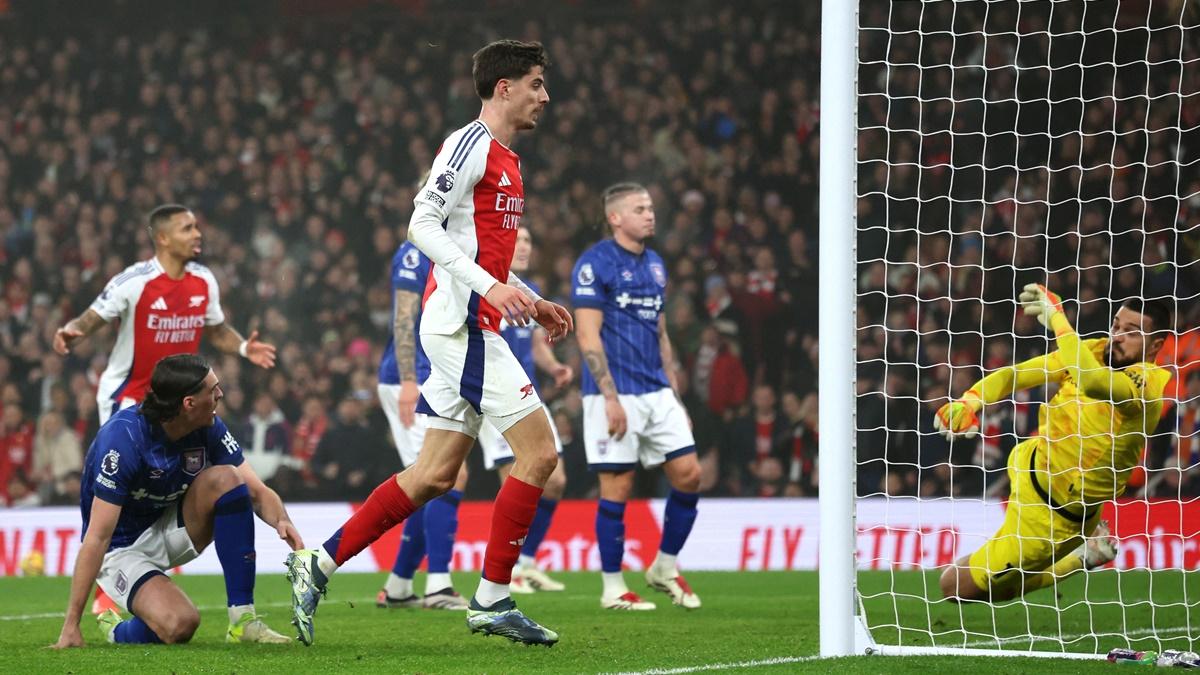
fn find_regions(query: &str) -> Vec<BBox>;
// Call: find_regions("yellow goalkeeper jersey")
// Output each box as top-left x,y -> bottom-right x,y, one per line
1037,338 -> 1170,504
971,336 -> 1170,507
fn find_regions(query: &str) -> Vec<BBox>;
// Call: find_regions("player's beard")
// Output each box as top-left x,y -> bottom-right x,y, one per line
1105,343 -> 1138,370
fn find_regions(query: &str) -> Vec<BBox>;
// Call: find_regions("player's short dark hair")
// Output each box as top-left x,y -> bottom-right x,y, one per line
147,203 -> 191,235
472,40 -> 548,100
1120,297 -> 1173,337
602,182 -> 648,214
140,354 -> 211,425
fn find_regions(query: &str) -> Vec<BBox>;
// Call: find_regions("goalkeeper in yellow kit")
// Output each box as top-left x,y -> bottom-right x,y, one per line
936,284 -> 1172,602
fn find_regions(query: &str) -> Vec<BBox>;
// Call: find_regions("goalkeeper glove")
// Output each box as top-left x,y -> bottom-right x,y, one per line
933,397 -> 981,441
1018,283 -> 1065,328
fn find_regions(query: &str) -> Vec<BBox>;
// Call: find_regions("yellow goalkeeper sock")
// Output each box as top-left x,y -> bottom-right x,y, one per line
1021,553 -> 1085,594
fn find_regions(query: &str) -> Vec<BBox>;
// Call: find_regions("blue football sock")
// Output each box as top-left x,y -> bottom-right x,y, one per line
213,483 -> 255,607
660,489 -> 699,556
113,616 -> 162,644
521,497 -> 558,558
425,490 -> 461,575
595,499 -> 627,574
391,504 -> 427,579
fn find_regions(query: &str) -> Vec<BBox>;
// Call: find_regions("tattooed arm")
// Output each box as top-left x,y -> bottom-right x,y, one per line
53,310 -> 109,355
576,307 -> 627,439
658,314 -> 683,399
393,288 -> 422,427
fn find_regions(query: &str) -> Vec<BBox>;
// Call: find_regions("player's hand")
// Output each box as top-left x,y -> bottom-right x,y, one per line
486,283 -> 537,327
53,325 -> 83,355
50,623 -> 85,649
398,380 -> 420,428
604,396 -> 628,440
276,520 -> 304,551
549,363 -> 574,388
1018,283 -> 1065,328
533,299 -> 573,342
933,399 -> 981,440
243,331 -> 277,368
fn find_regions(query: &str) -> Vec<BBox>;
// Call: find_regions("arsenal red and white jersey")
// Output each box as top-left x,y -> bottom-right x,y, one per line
89,257 -> 225,404
413,119 -> 524,335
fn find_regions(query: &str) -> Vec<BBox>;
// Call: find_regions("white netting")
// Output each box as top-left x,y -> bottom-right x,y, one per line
854,0 -> 1200,655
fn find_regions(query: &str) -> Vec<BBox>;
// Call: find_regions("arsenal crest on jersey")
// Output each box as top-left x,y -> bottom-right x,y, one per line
182,448 -> 206,475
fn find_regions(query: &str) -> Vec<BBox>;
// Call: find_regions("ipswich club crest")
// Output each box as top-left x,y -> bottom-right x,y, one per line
650,263 -> 667,287
182,448 -> 206,476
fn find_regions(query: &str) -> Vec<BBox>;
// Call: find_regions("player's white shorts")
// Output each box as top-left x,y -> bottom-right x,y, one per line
378,384 -> 430,468
417,327 -> 542,438
96,503 -> 199,612
478,403 -> 563,471
583,388 -> 696,471
98,395 -> 138,426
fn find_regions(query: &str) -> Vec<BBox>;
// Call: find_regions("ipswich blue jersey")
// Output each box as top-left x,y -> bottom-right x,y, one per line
378,242 -> 432,385
571,240 -> 671,396
80,407 -> 244,551
500,279 -> 540,389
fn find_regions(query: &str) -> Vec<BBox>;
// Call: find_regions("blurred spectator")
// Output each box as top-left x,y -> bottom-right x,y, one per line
0,406 -> 35,505
32,410 -> 82,505
311,394 -> 388,500
691,322 -> 749,421
240,393 -> 291,486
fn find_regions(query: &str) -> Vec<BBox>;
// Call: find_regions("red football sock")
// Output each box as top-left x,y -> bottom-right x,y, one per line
482,476 -> 543,584
323,475 -> 416,566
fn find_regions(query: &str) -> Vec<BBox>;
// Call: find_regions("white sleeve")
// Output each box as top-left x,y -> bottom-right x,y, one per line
408,125 -> 499,297
89,272 -> 138,322
507,272 -> 542,303
407,203 -> 499,297
198,266 -> 226,326
413,123 -> 489,222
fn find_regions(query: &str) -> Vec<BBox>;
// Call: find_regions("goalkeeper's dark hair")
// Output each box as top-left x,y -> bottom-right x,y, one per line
1120,297 -> 1173,337
472,40 -> 549,100
139,354 -> 211,425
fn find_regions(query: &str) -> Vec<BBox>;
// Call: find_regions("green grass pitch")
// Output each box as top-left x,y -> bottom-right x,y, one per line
0,570 -> 1195,672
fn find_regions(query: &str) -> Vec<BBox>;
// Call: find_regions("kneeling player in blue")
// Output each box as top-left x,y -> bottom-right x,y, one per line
478,226 -> 573,594
573,183 -> 702,611
52,354 -> 302,648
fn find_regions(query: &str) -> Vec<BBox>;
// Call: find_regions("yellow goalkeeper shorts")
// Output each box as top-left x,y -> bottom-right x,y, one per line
967,438 -> 1102,593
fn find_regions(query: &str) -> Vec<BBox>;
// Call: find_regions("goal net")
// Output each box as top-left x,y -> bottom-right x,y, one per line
830,0 -> 1200,658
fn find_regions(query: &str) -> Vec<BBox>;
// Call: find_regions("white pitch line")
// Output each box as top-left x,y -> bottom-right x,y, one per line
606,655 -> 820,675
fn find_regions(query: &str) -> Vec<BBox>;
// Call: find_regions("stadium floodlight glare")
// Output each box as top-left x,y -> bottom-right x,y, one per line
820,0 -> 1198,659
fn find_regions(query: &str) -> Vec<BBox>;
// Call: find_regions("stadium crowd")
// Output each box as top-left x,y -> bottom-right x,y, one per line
2,1 -> 1196,509
0,1 -> 817,506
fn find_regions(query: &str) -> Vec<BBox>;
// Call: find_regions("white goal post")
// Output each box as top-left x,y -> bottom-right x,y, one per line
820,0 -> 1199,660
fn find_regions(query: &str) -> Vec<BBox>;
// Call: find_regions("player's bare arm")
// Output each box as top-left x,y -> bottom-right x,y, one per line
203,323 -> 276,369
393,288 -> 422,427
53,309 -> 108,355
52,498 -> 121,648
532,328 -> 573,388
237,461 -> 303,550
577,307 -> 627,439
657,315 -> 683,399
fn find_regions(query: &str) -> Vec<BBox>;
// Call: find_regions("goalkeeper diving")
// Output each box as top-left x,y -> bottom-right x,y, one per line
936,284 -> 1171,602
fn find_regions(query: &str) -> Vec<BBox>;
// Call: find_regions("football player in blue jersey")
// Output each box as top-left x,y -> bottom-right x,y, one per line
52,354 -> 301,648
375,241 -> 469,610
573,182 -> 702,611
477,226 -> 573,593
